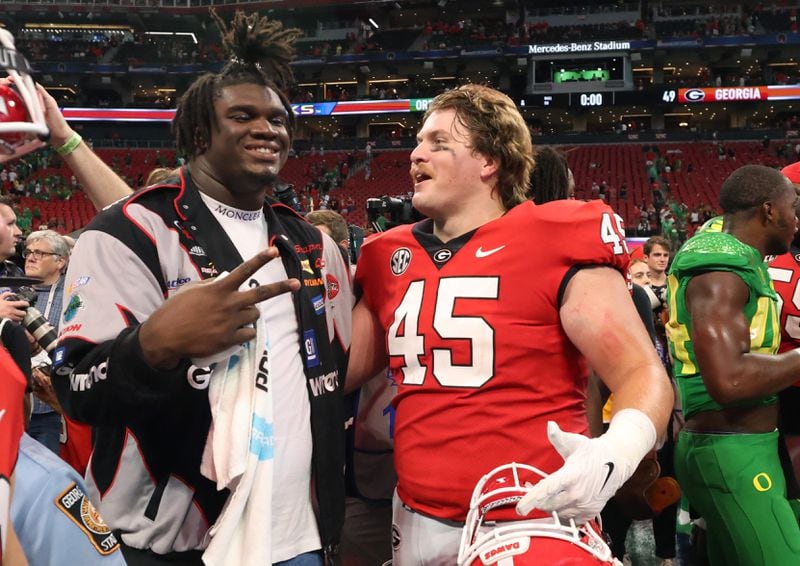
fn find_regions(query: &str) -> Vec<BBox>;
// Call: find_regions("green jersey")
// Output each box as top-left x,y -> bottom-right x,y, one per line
666,231 -> 779,419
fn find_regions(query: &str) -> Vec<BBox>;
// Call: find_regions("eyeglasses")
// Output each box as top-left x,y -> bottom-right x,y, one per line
22,249 -> 60,260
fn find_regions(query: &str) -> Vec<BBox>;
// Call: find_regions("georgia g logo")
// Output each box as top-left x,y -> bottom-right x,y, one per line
390,247 -> 412,276
684,89 -> 705,102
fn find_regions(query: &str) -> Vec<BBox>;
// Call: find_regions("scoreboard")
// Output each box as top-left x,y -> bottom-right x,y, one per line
662,85 -> 800,104
521,85 -> 800,109
58,84 -> 800,124
520,90 -> 655,109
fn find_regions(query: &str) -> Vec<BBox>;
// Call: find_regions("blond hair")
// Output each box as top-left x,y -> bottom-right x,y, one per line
424,84 -> 534,210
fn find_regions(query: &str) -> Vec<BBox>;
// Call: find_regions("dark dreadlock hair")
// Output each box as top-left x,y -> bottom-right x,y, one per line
529,145 -> 571,204
172,9 -> 302,157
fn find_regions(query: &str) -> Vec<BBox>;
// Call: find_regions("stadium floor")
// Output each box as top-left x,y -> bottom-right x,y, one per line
625,520 -> 685,566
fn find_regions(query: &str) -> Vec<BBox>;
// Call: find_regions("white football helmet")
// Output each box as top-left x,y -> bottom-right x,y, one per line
458,463 -> 622,566
0,28 -> 48,163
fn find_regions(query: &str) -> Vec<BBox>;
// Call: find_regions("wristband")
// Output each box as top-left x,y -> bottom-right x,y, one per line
55,132 -> 82,156
605,408 -> 658,461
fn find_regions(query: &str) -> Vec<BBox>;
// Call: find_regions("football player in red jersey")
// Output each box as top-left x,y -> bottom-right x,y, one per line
347,84 -> 673,565
767,161 -> 800,499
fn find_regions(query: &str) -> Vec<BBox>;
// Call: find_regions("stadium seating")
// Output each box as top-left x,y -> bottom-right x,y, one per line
6,141 -> 795,234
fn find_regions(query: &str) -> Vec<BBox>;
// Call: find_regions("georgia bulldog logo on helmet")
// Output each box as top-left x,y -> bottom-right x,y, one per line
457,463 -> 622,566
0,28 -> 48,163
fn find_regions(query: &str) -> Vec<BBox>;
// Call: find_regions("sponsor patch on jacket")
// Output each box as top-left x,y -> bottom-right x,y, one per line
63,294 -> 84,322
58,323 -> 82,337
312,294 -> 325,315
53,346 -> 66,366
55,483 -> 120,555
301,259 -> 314,274
326,274 -> 340,300
310,370 -> 339,397
167,276 -> 191,290
295,243 -> 323,254
67,276 -> 91,294
303,329 -> 320,368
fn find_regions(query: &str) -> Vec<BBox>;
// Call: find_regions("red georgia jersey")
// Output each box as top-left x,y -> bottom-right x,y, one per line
355,199 -> 630,521
768,248 -> 800,358
0,347 -> 26,561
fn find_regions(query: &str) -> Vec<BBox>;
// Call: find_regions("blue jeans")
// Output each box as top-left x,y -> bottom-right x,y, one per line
27,411 -> 61,454
274,551 -> 322,566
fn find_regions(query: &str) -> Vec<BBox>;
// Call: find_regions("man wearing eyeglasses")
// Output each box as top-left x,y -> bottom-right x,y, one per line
23,229 -> 69,454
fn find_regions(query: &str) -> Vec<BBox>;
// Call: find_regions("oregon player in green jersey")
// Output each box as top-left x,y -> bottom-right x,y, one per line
666,164 -> 800,566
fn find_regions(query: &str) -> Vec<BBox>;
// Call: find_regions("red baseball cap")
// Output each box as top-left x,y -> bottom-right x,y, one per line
629,245 -> 645,260
781,161 -> 800,184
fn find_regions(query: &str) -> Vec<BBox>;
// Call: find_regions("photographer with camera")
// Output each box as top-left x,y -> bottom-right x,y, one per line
0,198 -> 29,321
22,230 -> 69,454
0,198 -> 29,566
0,199 -> 34,389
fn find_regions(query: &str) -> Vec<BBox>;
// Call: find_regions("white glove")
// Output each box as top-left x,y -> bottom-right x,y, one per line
516,408 -> 657,524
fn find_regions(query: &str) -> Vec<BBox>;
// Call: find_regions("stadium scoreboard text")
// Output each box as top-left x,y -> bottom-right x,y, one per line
666,85 -> 800,103
520,91 -> 647,109
521,85 -> 800,109
60,84 -> 800,123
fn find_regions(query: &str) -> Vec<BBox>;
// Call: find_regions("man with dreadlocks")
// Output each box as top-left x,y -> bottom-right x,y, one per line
52,10 -> 352,566
529,145 -> 574,203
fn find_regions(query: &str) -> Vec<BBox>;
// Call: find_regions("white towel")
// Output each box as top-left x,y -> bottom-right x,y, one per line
201,318 -> 274,566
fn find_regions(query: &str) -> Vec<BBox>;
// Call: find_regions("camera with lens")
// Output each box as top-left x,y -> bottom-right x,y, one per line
365,195 -> 420,231
274,180 -> 304,213
366,197 -> 397,222
5,285 -> 58,353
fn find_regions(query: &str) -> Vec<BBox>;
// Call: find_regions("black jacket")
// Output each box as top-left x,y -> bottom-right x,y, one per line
53,168 -> 352,560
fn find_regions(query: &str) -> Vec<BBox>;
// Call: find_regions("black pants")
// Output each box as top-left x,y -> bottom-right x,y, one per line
119,542 -> 204,566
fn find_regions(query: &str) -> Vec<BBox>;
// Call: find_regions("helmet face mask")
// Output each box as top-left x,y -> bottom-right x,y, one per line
457,463 -> 621,566
0,28 -> 48,163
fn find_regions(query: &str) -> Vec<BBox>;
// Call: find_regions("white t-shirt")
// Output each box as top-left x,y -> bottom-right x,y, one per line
200,193 -> 321,561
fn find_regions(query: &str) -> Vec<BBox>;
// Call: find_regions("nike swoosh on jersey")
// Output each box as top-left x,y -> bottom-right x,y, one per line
601,461 -> 615,490
475,245 -> 506,258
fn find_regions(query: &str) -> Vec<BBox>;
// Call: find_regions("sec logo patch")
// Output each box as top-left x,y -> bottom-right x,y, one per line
391,248 -> 412,275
